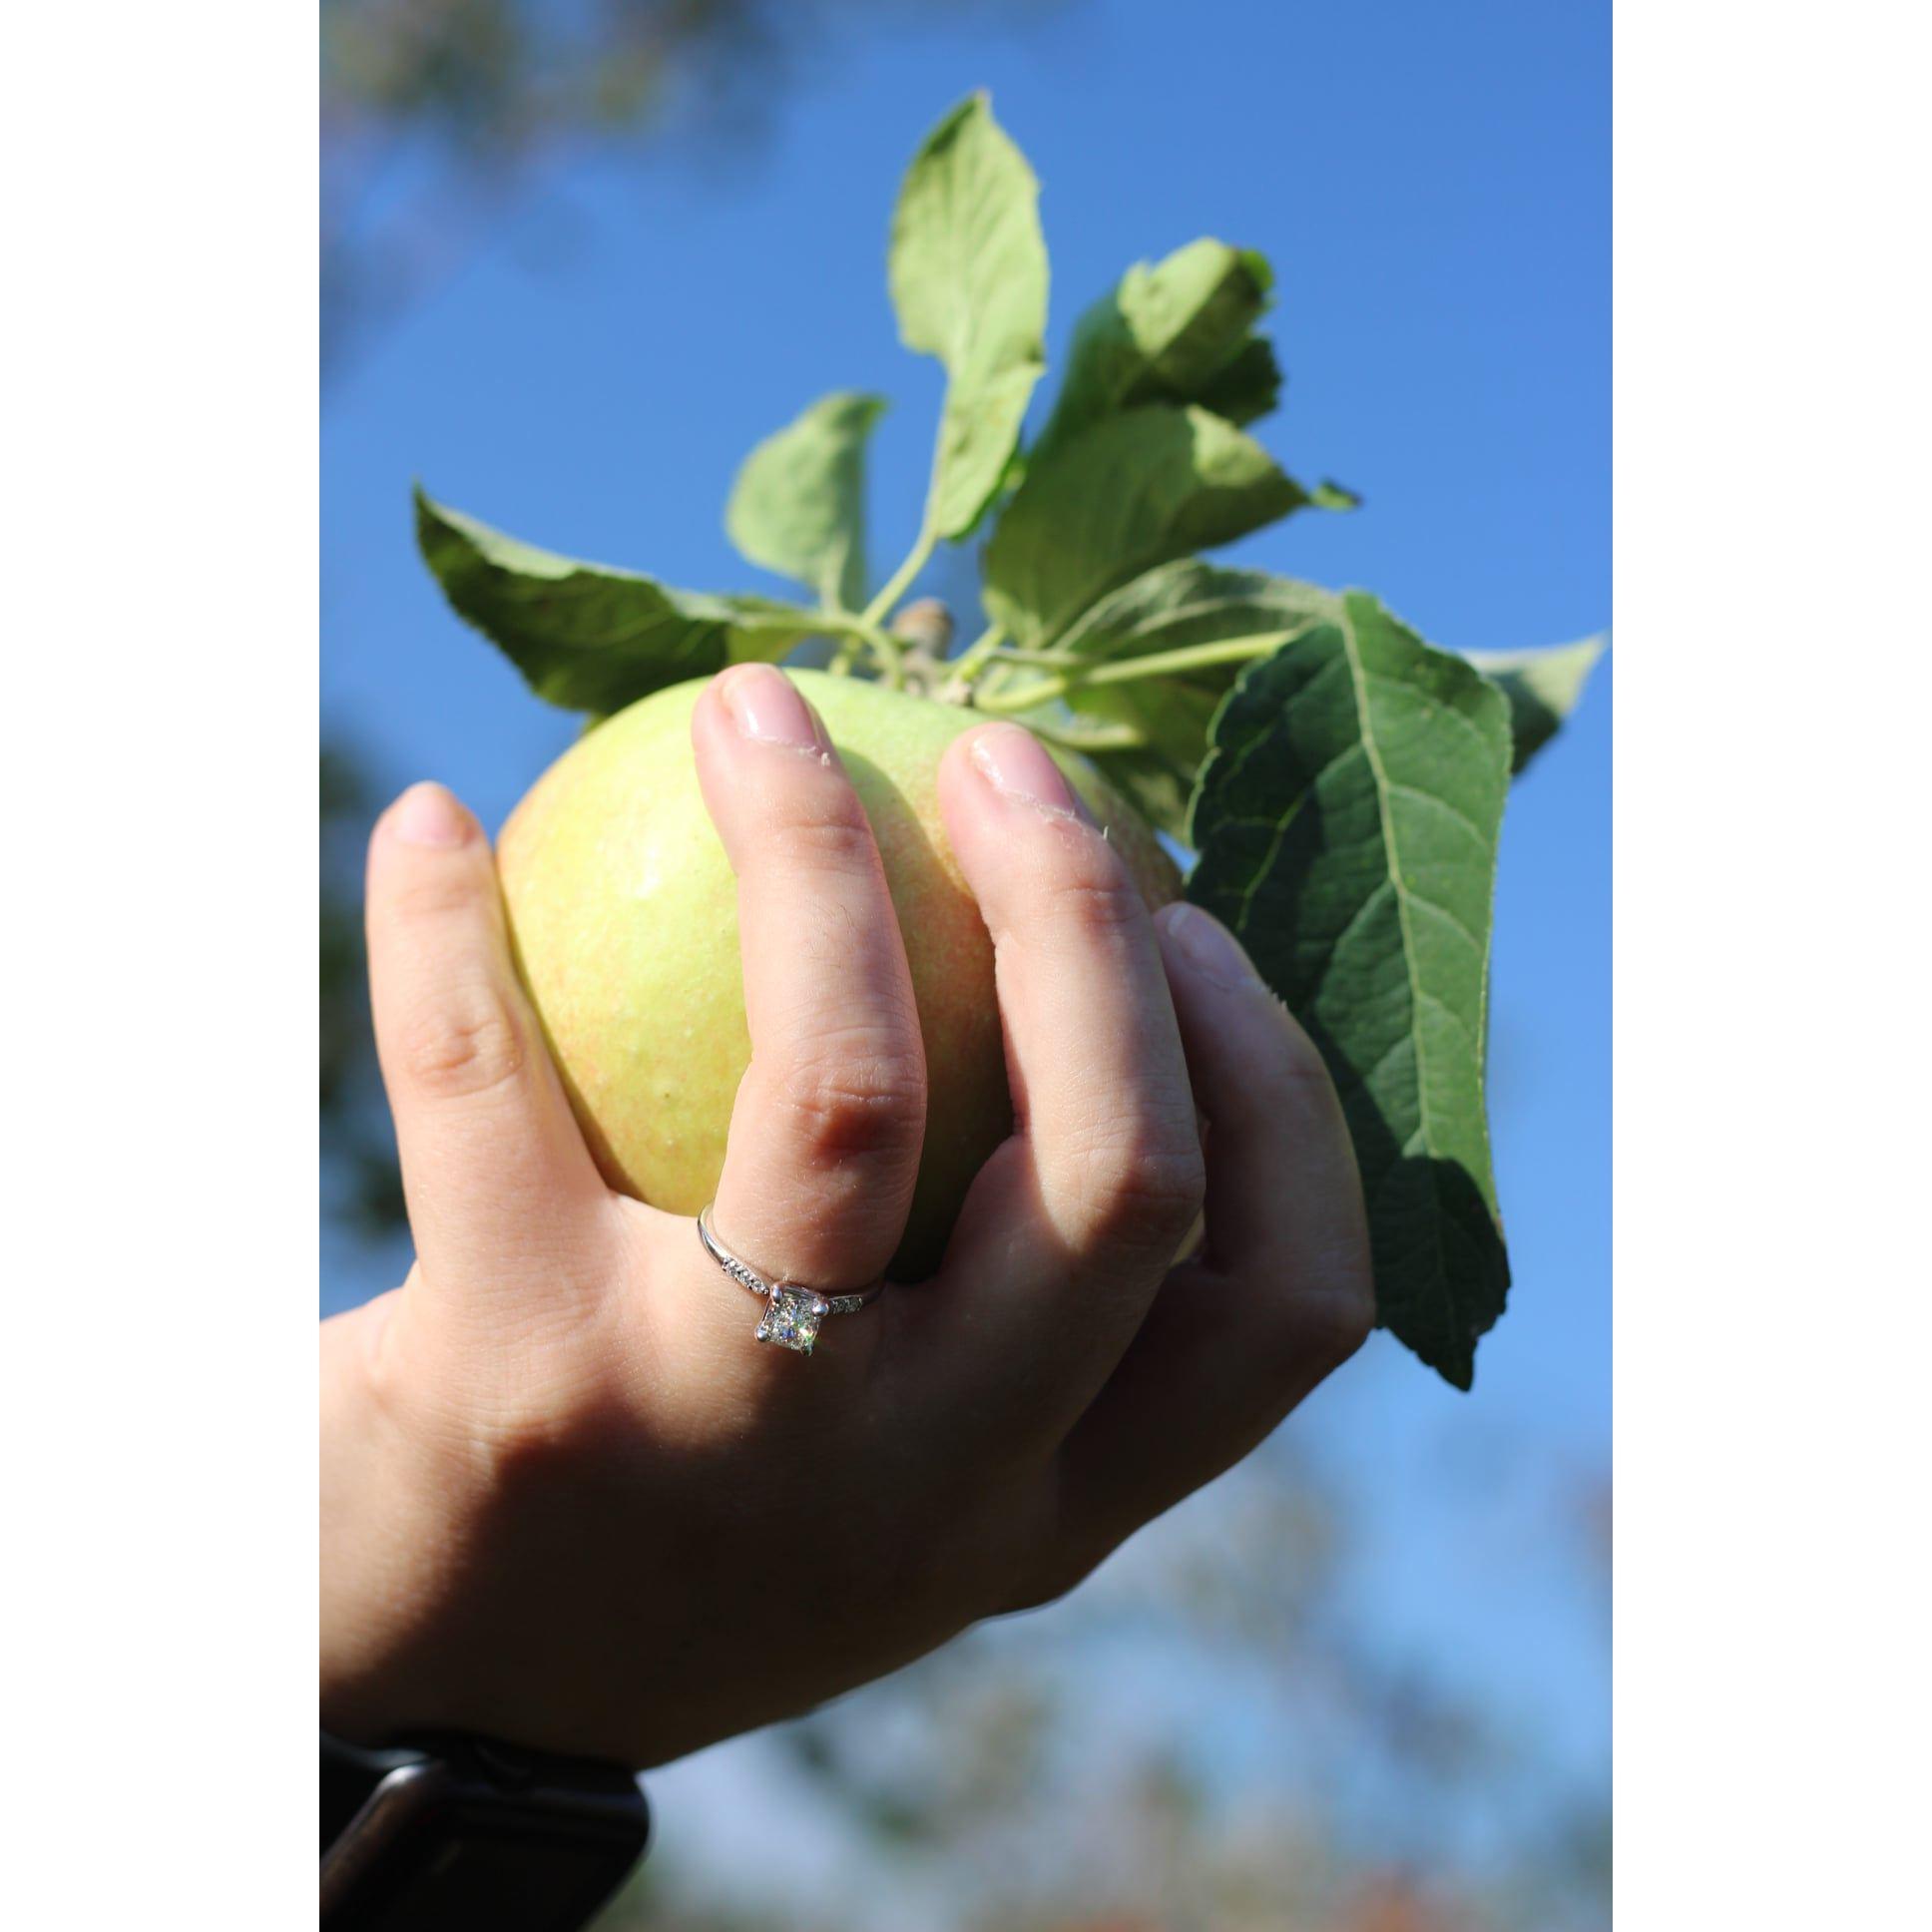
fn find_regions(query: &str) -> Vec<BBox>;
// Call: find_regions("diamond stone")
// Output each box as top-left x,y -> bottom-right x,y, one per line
756,1286 -> 829,1354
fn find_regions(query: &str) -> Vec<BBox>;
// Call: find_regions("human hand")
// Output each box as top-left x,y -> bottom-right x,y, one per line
320,664 -> 1372,1769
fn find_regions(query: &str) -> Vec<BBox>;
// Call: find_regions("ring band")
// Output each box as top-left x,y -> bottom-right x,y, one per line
697,1205 -> 885,1356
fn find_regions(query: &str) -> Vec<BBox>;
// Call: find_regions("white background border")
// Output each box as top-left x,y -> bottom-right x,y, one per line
3,2 -> 319,1922
1614,0 -> 1929,1919
3,0 -> 1928,1922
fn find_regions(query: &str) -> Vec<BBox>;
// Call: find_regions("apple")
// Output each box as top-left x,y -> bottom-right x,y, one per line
497,670 -> 1181,1279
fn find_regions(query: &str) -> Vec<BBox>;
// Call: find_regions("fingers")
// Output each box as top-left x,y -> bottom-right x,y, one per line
1156,906 -> 1370,1294
366,783 -> 611,1299
1043,904 -> 1374,1579
925,724 -> 1203,1420
693,666 -> 927,1296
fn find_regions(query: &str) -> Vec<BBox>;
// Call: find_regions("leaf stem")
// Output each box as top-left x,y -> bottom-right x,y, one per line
789,609 -> 902,682
862,524 -> 938,629
967,629 -> 1307,714
986,646 -> 1072,666
934,623 -> 1009,702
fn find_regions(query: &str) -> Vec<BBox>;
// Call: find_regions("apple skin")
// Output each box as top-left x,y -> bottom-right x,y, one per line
497,669 -> 1181,1280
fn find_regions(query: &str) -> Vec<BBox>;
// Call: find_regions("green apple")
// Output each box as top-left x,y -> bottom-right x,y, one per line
498,670 -> 1181,1279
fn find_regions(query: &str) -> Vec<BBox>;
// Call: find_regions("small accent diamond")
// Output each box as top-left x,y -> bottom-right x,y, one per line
756,1285 -> 829,1354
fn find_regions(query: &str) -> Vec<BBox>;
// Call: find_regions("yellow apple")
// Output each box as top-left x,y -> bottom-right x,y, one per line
497,670 -> 1181,1280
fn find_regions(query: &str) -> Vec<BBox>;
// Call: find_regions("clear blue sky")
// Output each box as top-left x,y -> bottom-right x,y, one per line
323,0 -> 1608,1907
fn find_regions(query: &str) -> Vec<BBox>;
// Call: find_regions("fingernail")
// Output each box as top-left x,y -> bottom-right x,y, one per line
720,665 -> 822,751
1162,903 -> 1260,992
969,724 -> 1087,822
389,781 -> 471,848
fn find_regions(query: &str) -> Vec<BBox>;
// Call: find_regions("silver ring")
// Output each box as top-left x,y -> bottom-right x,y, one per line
697,1205 -> 885,1356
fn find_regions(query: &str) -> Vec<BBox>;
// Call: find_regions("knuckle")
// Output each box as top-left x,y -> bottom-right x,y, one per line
480,1381 -> 614,1484
764,798 -> 879,876
1043,845 -> 1148,946
1277,1272 -> 1377,1369
1221,1020 -> 1346,1143
1002,1528 -> 1110,1616
366,1337 -> 614,1500
1238,1251 -> 1376,1381
996,1538 -> 1089,1615
395,980 -> 528,1101
1001,1554 -> 1086,1615
1271,1010 -> 1337,1093
771,1033 -> 928,1167
383,862 -> 491,927
1067,1112 -> 1208,1257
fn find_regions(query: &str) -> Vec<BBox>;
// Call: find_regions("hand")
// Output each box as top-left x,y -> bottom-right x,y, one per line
320,664 -> 1373,1769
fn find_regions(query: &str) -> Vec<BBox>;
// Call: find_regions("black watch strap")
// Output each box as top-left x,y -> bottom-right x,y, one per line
321,1732 -> 650,1931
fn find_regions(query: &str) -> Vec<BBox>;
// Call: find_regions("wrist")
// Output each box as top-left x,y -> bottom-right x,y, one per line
319,1294 -> 457,1742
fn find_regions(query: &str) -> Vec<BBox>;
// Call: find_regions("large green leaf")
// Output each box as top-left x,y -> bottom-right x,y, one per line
1466,635 -> 1606,773
416,489 -> 815,716
1187,592 -> 1514,1389
1037,239 -> 1277,457
888,93 -> 1048,540
982,405 -> 1333,649
725,391 -> 886,611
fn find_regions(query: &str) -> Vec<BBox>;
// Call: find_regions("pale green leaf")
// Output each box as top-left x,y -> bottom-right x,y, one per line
985,561 -> 1340,837
1054,558 -> 1339,666
1466,635 -> 1607,774
1038,239 -> 1277,456
982,405 -> 1329,649
888,93 -> 1049,539
725,392 -> 886,611
416,489 -> 815,716
1187,592 -> 1515,1389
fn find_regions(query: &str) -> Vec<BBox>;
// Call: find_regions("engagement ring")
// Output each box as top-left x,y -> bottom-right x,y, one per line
696,1206 -> 885,1355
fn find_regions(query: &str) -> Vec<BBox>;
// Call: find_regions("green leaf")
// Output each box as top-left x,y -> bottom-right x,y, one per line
987,561 -> 1340,837
1187,592 -> 1515,1389
1063,568 -> 1338,837
1038,239 -> 1277,456
982,405 -> 1329,649
1305,479 -> 1364,511
1054,557 -> 1339,668
1466,635 -> 1607,774
416,489 -> 815,716
889,93 -> 1048,540
725,391 -> 886,611
1193,334 -> 1282,427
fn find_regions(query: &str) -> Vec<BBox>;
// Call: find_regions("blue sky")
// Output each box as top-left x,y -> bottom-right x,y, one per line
323,0 -> 1607,1910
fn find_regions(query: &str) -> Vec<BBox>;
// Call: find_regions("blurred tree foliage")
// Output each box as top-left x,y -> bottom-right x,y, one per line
320,747 -> 407,1235
590,1442 -> 1611,1932
322,0 -> 1053,371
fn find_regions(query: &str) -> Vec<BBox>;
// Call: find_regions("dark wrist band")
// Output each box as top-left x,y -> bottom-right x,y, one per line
321,1730 -> 650,1930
